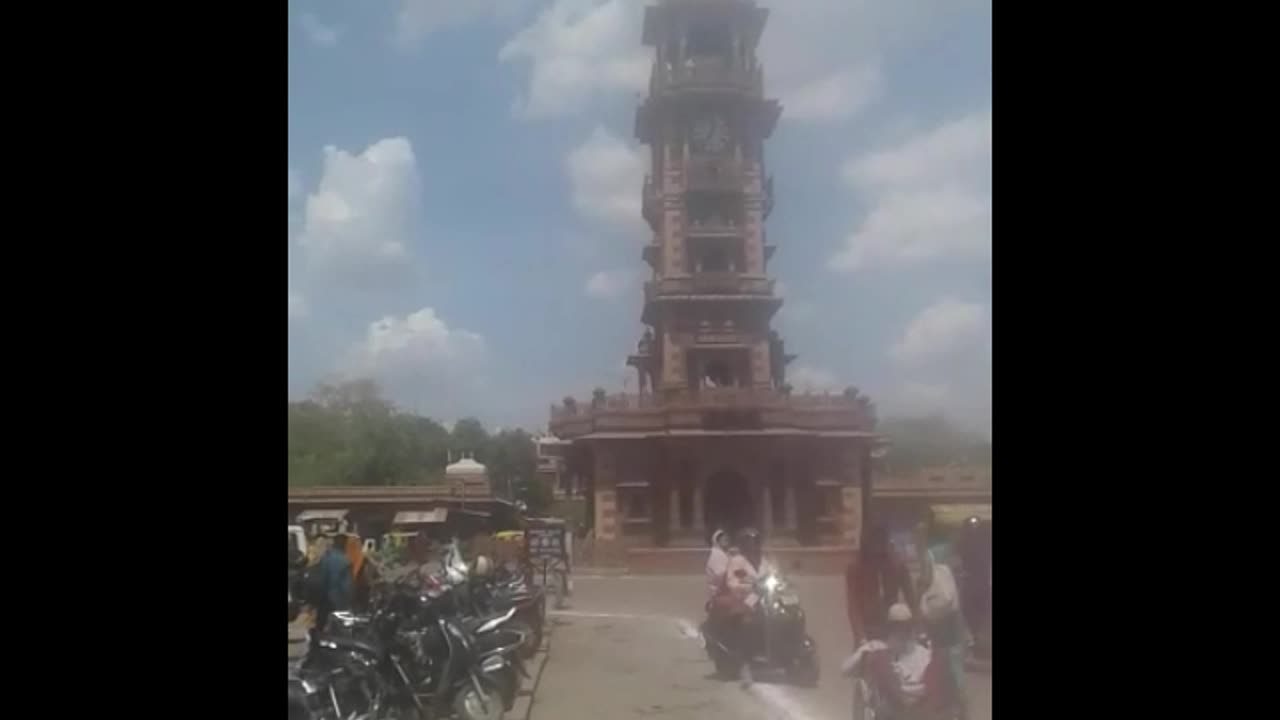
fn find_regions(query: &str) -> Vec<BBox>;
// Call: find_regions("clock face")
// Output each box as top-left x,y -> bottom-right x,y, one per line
692,114 -> 730,154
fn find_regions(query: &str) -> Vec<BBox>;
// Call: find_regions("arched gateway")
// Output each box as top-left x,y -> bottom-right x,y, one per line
703,469 -> 754,538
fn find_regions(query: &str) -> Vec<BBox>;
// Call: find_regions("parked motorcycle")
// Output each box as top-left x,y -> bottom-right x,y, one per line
444,553 -> 545,660
700,570 -> 819,686
295,575 -> 522,720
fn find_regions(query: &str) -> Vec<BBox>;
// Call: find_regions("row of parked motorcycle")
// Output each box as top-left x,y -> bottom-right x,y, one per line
289,543 -> 546,720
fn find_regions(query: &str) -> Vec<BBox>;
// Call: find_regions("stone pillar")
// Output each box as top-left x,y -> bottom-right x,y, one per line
840,486 -> 862,548
762,483 -> 774,536
693,479 -> 705,533
593,446 -> 619,563
669,485 -> 681,534
784,482 -> 797,531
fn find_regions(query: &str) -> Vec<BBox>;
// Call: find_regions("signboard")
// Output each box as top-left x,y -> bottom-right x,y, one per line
526,526 -> 566,563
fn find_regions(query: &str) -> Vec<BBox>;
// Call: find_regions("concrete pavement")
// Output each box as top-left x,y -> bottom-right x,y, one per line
533,575 -> 991,720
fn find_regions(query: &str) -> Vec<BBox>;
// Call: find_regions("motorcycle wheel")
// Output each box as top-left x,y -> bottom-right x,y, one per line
453,679 -> 505,720
517,613 -> 542,659
496,667 -> 518,711
701,624 -> 739,679
787,652 -> 819,687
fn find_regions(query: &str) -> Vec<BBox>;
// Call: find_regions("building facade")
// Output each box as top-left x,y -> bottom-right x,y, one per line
549,0 -> 878,567
873,465 -> 993,534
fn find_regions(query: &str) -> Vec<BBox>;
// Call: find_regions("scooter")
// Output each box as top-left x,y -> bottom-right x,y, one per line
700,570 -> 819,686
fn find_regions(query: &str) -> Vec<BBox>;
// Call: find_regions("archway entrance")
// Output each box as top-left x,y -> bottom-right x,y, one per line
703,469 -> 755,539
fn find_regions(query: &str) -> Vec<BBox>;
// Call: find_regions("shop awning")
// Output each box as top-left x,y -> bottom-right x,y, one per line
393,509 -> 448,525
931,504 -> 992,527
296,509 -> 349,522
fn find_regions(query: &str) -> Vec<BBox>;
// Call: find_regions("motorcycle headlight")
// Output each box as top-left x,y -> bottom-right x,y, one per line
763,576 -> 780,592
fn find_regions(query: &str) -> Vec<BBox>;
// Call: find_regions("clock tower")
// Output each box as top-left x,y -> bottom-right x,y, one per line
633,0 -> 782,398
550,0 -> 878,571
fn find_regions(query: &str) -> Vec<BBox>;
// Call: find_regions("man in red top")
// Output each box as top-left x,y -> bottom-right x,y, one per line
845,525 -> 914,648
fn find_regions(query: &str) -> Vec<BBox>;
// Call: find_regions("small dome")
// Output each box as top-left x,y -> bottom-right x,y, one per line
446,455 -> 487,476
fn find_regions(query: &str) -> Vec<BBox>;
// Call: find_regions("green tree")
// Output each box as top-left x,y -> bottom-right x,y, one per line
450,418 -> 490,460
287,381 -> 546,492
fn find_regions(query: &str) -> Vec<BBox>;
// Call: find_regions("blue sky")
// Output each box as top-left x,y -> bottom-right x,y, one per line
287,0 -> 992,436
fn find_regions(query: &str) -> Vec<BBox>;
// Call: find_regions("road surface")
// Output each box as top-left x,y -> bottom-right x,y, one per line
532,574 -> 991,720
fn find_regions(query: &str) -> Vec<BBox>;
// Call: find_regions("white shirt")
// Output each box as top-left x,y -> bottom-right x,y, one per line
892,642 -> 932,704
706,546 -> 729,598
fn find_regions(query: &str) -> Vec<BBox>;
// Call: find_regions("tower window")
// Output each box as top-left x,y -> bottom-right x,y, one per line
687,26 -> 730,58
697,247 -> 730,273
703,360 -> 733,388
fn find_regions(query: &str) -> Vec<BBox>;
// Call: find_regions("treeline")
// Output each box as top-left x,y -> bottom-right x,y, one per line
288,380 -> 549,511
876,415 -> 992,476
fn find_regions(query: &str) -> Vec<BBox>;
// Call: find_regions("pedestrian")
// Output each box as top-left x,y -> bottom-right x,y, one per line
306,532 -> 353,653
845,525 -> 913,648
914,533 -> 970,720
957,517 -> 991,658
841,603 -> 933,717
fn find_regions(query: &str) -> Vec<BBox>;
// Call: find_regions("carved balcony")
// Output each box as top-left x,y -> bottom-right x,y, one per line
684,157 -> 745,193
686,215 -> 742,238
548,389 -> 875,439
650,57 -> 763,96
644,274 -> 774,301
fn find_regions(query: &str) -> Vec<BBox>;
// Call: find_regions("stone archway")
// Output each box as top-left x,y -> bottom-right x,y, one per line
703,468 -> 755,538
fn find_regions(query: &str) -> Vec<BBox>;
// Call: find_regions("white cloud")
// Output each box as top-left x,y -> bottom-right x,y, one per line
299,13 -> 340,48
342,307 -> 489,414
297,137 -> 421,287
566,126 -> 647,231
784,63 -> 883,123
890,298 -> 986,366
788,364 -> 844,394
896,381 -> 949,408
499,0 -> 649,118
288,293 -> 309,320
844,109 -> 992,189
394,0 -> 533,50
830,108 -> 991,272
498,1 -> 986,122
350,307 -> 485,374
584,269 -> 636,299
882,298 -> 991,434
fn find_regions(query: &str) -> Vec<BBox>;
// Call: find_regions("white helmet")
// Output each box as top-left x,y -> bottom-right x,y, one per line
887,603 -> 913,623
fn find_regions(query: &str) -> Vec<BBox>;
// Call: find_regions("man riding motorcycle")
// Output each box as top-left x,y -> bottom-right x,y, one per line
843,603 -> 943,720
711,528 -> 774,687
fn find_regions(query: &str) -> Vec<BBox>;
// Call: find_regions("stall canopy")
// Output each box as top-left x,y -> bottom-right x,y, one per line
931,504 -> 992,527
393,509 -> 448,526
296,509 -> 349,522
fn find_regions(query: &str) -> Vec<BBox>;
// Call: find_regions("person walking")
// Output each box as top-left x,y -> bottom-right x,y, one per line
915,537 -> 970,720
845,526 -> 914,649
306,533 -> 353,654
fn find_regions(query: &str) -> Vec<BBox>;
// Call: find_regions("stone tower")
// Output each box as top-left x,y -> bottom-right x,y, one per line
550,0 -> 877,570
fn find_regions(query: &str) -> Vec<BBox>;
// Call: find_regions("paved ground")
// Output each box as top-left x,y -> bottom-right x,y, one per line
532,575 -> 991,720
